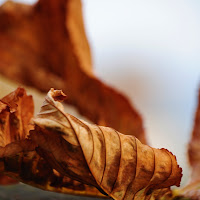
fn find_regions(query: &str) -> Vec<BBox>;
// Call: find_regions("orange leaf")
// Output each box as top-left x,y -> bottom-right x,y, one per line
0,0 -> 146,143
188,89 -> 200,182
0,87 -> 33,185
0,174 -> 18,185
176,89 -> 200,199
31,88 -> 182,200
0,140 -> 104,197
0,87 -> 34,144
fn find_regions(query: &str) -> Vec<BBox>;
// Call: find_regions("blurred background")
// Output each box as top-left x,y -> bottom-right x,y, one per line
0,0 -> 200,196
81,0 -> 200,185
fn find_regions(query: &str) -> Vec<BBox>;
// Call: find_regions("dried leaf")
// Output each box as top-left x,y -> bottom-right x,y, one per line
0,174 -> 18,185
0,87 -> 34,144
0,87 -> 105,197
0,87 -> 33,185
0,0 -> 146,143
176,89 -> 200,200
0,140 -> 105,197
31,88 -> 182,200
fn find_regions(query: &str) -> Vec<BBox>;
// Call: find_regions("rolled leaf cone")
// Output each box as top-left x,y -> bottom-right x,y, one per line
0,140 -> 105,197
31,88 -> 182,200
0,88 -> 105,197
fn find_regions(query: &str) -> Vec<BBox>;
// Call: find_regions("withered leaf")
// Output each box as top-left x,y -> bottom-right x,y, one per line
0,87 -> 33,185
0,174 -> 18,185
0,87 -> 34,143
176,89 -> 200,200
0,88 -> 104,197
0,140 -> 105,197
0,0 -> 146,144
31,88 -> 182,200
188,89 -> 200,182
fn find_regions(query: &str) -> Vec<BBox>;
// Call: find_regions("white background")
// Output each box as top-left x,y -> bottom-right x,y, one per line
1,0 -> 200,186
82,0 -> 200,185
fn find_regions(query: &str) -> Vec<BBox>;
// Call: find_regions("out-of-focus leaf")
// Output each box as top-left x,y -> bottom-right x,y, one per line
0,174 -> 18,185
0,88 -> 105,197
188,89 -> 200,182
31,88 -> 182,200
176,89 -> 200,200
0,0 -> 146,144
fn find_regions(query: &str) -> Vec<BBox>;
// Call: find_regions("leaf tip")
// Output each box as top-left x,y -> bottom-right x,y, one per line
49,88 -> 67,102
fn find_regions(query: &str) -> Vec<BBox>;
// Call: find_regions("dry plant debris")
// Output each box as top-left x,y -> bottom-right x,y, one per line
176,90 -> 200,200
0,87 -> 33,185
0,88 -> 104,197
0,88 -> 182,200
0,0 -> 199,199
0,0 -> 146,144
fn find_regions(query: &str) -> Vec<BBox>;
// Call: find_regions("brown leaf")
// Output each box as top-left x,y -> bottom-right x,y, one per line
176,89 -> 200,200
188,89 -> 200,182
0,0 -> 146,144
31,88 -> 182,200
0,140 -> 105,197
0,174 -> 18,185
0,87 -> 34,144
0,87 -> 33,185
0,87 -> 105,197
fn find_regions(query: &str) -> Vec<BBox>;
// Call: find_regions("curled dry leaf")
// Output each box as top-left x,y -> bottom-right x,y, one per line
0,0 -> 146,144
0,87 -> 34,145
0,140 -> 104,197
0,88 -> 104,197
31,88 -> 182,200
177,89 -> 200,200
0,87 -> 33,185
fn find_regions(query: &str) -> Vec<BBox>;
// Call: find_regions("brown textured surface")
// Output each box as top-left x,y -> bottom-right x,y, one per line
0,0 -> 146,144
0,88 -> 105,197
0,87 -> 33,185
31,88 -> 182,200
0,141 -> 105,197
